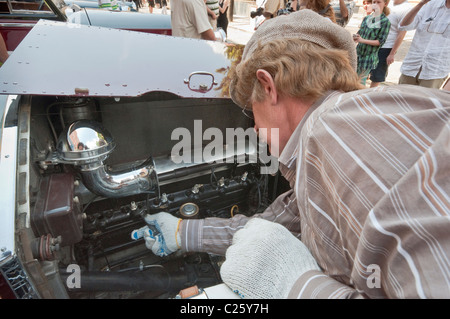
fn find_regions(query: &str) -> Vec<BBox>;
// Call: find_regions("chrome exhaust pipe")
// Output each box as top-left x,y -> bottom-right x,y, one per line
79,157 -> 157,198
56,120 -> 157,198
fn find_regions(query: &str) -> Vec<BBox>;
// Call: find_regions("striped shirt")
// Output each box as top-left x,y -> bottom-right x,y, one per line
206,0 -> 220,16
180,85 -> 450,298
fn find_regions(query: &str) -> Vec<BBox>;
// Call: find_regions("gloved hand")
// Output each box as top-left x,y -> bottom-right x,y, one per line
131,212 -> 182,257
220,218 -> 321,299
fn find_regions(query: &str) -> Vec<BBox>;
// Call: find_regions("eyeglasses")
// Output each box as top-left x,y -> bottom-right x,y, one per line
241,104 -> 254,120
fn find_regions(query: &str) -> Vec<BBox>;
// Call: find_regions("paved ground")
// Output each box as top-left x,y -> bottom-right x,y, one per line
141,4 -> 415,86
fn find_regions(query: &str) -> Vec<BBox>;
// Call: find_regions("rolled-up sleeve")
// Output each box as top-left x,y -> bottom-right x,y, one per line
181,189 -> 300,255
398,2 -> 427,31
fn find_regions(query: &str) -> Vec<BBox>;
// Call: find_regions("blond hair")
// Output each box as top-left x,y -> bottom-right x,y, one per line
231,38 -> 363,108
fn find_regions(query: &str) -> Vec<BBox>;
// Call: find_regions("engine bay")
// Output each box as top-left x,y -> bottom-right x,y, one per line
12,92 -> 287,298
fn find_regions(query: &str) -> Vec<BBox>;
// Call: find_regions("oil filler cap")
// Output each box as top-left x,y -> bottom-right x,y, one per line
179,202 -> 199,218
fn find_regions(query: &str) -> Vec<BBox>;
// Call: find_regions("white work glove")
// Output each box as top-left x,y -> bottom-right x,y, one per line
131,212 -> 181,257
220,218 -> 321,299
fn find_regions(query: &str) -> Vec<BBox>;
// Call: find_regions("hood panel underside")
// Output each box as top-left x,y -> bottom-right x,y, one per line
0,20 -> 238,99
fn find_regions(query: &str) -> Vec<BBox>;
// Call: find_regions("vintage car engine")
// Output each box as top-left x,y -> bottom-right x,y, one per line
17,93 -> 286,298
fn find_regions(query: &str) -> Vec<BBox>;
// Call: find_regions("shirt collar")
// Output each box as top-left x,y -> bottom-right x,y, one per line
278,91 -> 339,169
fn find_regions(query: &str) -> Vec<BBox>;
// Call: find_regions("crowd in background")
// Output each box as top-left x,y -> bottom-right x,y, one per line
253,0 -> 449,89
167,0 -> 449,90
1,0 -> 449,89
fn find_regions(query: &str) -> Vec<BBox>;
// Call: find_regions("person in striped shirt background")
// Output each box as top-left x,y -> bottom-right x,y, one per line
206,0 -> 220,30
141,9 -> 450,298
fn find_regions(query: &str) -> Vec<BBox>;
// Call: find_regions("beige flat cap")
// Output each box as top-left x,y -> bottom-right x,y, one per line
242,9 -> 356,69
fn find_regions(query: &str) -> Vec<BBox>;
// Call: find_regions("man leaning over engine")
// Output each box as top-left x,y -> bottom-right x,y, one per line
133,10 -> 450,299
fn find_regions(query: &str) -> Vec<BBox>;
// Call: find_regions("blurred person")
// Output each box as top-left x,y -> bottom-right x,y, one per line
98,0 -> 119,10
217,0 -> 230,34
334,0 -> 353,26
363,0 -> 374,14
161,0 -> 168,14
398,0 -> 450,89
170,0 -> 216,40
354,0 -> 391,85
148,0 -> 155,13
205,0 -> 220,30
296,0 -> 337,22
291,0 -> 353,25
156,0 -> 168,13
133,0 -> 142,9
369,0 -> 413,87
134,10 -> 450,299
263,0 -> 285,18
251,0 -> 267,29
251,0 -> 285,30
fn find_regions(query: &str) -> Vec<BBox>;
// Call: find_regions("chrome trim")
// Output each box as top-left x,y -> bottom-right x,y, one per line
183,71 -> 218,93
0,23 -> 36,28
0,96 -> 18,261
0,252 -> 39,299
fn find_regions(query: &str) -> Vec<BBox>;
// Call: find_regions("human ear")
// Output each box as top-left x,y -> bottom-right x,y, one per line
256,69 -> 277,105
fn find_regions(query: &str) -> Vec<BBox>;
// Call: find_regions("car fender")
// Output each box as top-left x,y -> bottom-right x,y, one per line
66,9 -> 171,34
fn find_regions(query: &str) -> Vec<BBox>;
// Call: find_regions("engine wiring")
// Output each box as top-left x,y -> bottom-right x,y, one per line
230,204 -> 239,217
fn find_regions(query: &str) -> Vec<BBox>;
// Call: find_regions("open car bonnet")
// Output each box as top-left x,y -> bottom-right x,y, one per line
0,20 -> 240,98
0,19 -> 270,301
